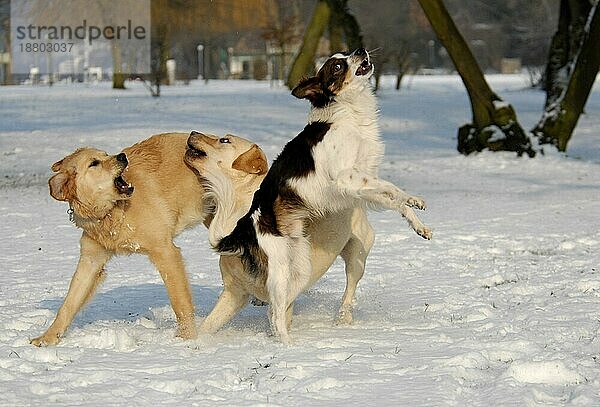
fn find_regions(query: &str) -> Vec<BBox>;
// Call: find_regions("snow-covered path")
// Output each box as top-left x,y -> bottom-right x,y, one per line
0,76 -> 599,405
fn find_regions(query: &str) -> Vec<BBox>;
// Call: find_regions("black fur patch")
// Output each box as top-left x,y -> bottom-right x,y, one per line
292,58 -> 349,108
216,121 -> 331,276
217,214 -> 267,276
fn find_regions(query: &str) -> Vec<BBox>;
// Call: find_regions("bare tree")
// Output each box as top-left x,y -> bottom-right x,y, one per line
533,0 -> 600,151
416,0 -> 598,156
286,0 -> 331,89
352,1 -> 431,92
417,0 -> 536,156
22,0 -> 147,89
286,0 -> 364,89
145,0 -> 199,96
262,0 -> 303,81
0,0 -> 11,85
327,0 -> 363,50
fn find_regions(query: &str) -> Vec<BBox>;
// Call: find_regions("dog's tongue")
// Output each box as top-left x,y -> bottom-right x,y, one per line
114,176 -> 134,195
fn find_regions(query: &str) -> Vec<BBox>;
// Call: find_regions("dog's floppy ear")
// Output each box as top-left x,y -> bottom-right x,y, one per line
48,171 -> 76,202
232,144 -> 268,175
51,159 -> 63,172
292,76 -> 323,101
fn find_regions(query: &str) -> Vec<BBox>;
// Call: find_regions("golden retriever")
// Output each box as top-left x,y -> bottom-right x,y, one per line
31,132 -> 208,346
184,132 -> 375,335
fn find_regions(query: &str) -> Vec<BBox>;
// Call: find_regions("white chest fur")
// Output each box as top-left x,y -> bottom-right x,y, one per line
288,87 -> 384,214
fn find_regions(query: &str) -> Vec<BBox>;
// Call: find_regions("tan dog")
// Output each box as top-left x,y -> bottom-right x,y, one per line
31,133 -> 207,346
184,133 -> 374,334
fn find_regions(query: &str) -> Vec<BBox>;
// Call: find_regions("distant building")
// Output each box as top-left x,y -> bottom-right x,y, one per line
501,58 -> 522,74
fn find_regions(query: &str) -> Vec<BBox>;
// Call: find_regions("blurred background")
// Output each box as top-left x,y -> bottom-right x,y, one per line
0,0 -> 557,87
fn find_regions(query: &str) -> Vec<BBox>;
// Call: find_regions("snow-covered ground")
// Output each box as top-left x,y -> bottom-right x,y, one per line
0,75 -> 599,406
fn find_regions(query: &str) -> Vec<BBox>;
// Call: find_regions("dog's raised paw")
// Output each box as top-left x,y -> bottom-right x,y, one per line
418,227 -> 433,240
407,197 -> 427,210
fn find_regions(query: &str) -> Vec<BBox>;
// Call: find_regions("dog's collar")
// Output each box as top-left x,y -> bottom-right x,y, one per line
67,200 -> 128,226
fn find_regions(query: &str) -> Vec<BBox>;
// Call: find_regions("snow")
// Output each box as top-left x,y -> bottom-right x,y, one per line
1,75 -> 599,405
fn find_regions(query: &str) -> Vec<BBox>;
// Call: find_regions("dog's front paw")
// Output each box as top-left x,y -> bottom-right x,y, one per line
30,333 -> 61,347
176,323 -> 198,340
407,196 -> 427,210
417,226 -> 433,240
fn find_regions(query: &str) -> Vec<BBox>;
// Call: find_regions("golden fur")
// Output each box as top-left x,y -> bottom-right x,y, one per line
31,133 -> 207,346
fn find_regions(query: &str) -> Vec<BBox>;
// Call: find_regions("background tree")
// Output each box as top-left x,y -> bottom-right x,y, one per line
146,0 -> 192,96
262,0 -> 303,82
533,0 -> 600,151
286,0 -> 331,89
0,0 -> 11,85
22,0 -> 148,89
353,1 -> 432,92
286,0 -> 363,89
417,0 -> 536,156
147,0 -> 273,95
327,0 -> 363,51
417,0 -> 598,155
442,0 -> 556,73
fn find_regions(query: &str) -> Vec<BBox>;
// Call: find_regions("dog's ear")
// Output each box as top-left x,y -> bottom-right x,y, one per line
232,144 -> 268,175
51,159 -> 63,172
291,76 -> 323,101
48,172 -> 76,201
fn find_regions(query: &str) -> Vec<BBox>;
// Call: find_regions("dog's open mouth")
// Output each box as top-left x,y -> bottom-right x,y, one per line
356,58 -> 373,76
114,175 -> 134,196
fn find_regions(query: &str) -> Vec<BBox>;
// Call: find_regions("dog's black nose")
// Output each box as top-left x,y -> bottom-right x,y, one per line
116,153 -> 128,165
354,48 -> 366,57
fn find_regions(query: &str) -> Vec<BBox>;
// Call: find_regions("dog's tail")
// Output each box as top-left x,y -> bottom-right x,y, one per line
215,215 -> 253,254
216,214 -> 267,276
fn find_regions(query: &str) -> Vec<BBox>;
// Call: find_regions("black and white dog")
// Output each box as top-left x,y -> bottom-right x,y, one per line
216,48 -> 431,343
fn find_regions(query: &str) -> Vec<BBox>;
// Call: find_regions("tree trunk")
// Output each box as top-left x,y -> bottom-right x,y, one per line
533,2 -> 600,151
336,0 -> 363,50
395,73 -> 404,91
286,0 -> 331,89
328,5 -> 344,52
112,44 -> 126,89
147,25 -> 170,97
3,59 -> 13,85
395,48 -> 411,92
374,71 -> 382,92
544,0 -> 593,108
418,0 -> 535,157
1,17 -> 9,84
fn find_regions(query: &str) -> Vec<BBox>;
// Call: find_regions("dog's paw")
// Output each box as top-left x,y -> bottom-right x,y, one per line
335,307 -> 354,325
250,296 -> 269,306
30,334 -> 60,347
176,324 -> 198,340
417,226 -> 433,240
278,332 -> 293,345
407,196 -> 427,210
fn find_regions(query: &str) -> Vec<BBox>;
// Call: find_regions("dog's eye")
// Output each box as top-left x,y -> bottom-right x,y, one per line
89,160 -> 100,168
219,138 -> 231,144
334,63 -> 342,71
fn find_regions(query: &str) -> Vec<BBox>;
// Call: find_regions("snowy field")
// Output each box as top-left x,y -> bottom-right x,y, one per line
0,75 -> 599,406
